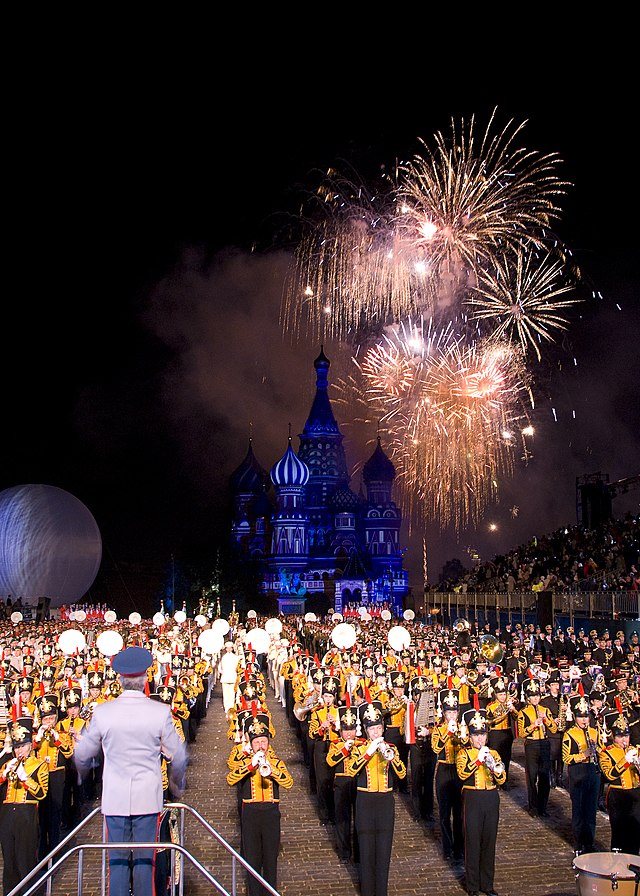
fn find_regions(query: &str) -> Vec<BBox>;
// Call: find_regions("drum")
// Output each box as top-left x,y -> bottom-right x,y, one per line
573,852 -> 639,895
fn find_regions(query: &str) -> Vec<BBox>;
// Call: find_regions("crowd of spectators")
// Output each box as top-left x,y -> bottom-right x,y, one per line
441,513 -> 639,594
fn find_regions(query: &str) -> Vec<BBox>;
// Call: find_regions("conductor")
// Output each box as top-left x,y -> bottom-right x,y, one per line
74,646 -> 188,896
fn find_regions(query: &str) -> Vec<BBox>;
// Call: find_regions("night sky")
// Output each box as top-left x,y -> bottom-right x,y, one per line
3,43 -> 638,611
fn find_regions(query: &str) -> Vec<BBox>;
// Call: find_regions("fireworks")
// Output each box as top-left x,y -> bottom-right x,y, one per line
343,319 -> 532,531
281,109 -> 580,533
282,109 -> 572,347
465,248 -> 580,361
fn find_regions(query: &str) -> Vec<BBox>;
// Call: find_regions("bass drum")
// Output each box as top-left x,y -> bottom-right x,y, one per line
573,852 -> 639,895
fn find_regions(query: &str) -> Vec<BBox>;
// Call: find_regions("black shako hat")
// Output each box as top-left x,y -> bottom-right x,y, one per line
111,647 -> 153,677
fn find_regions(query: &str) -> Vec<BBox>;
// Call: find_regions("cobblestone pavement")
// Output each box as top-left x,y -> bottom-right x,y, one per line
12,679 -> 619,896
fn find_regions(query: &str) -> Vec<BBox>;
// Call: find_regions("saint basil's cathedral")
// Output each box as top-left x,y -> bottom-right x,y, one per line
229,348 -> 410,616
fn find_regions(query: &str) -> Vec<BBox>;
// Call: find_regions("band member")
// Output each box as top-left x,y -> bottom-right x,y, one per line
226,707 -> 293,896
456,708 -> 505,896
431,686 -> 466,863
517,678 -> 558,818
406,674 -> 436,822
347,700 -> 406,896
33,693 -> 73,859
561,694 -> 601,855
308,673 -> 340,825
540,672 -> 565,789
0,715 -> 49,896
486,678 -> 518,786
326,700 -> 361,862
598,709 -> 640,855
384,669 -> 409,793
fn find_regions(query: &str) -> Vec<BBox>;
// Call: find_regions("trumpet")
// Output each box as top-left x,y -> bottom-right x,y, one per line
380,741 -> 395,762
256,752 -> 272,777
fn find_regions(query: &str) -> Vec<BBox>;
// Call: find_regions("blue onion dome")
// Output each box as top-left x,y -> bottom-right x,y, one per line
230,439 -> 269,493
270,438 -> 310,488
362,437 -> 396,483
331,483 -> 364,511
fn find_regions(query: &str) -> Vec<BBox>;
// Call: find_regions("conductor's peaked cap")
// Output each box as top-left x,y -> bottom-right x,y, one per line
111,647 -> 154,677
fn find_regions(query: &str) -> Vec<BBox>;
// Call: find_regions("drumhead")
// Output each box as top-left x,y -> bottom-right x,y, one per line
573,851 -> 637,880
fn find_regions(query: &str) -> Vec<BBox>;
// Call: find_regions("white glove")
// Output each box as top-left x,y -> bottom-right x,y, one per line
3,758 -> 18,776
477,745 -> 490,763
16,763 -> 28,782
625,748 -> 638,764
417,726 -> 430,737
485,752 -> 496,771
447,719 -> 458,735
251,750 -> 265,768
34,726 -> 45,743
242,741 -> 252,755
365,738 -> 381,758
343,739 -> 354,751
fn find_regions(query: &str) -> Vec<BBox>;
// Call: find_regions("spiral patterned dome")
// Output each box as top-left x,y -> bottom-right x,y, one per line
270,438 -> 310,488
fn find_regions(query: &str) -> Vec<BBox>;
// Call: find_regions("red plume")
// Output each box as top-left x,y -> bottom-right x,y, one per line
68,677 -> 73,690
364,685 -> 372,703
314,654 -> 320,667
473,692 -> 480,711
164,669 -> 172,688
144,679 -> 150,696
40,682 -> 45,697
616,697 -> 623,715
435,645 -> 439,655
527,667 -> 534,680
251,701 -> 258,718
11,703 -> 17,723
241,696 -> 248,711
345,692 -> 351,708
447,676 -> 453,689
578,682 -> 585,697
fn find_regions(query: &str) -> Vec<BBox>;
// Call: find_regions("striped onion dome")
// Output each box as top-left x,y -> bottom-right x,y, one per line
270,438 -> 310,488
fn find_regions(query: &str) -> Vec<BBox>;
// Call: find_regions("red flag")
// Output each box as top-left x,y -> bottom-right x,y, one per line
405,699 -> 416,745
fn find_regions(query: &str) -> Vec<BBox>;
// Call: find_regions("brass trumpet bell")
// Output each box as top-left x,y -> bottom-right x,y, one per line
478,634 -> 504,664
453,618 -> 471,633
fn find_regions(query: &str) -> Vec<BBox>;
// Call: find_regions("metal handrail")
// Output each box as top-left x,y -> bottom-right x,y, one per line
10,802 -> 280,896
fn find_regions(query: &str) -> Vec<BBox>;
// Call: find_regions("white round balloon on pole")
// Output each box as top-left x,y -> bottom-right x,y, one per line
104,610 -> 117,624
211,618 -> 230,636
403,609 -> 415,621
198,629 -> 224,656
75,610 -> 87,623
96,630 -> 124,657
174,611 -> 186,625
331,623 -> 357,649
387,625 -> 411,651
129,612 -> 142,626
152,612 -> 165,627
244,627 -> 270,654
194,614 -> 207,627
264,618 -> 283,636
57,629 -> 87,656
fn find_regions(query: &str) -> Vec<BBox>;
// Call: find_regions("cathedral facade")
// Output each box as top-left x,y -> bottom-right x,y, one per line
229,349 -> 409,615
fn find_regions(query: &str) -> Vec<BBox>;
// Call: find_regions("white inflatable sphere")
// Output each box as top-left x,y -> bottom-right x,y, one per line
0,484 -> 102,607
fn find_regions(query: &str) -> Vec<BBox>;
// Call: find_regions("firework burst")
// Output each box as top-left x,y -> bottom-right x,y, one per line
465,247 -> 581,361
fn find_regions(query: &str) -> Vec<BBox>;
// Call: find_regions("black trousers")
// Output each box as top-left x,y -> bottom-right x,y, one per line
435,763 -> 464,859
408,739 -> 435,819
567,763 -> 600,852
38,767 -> 65,859
607,787 -> 640,855
547,733 -> 563,786
355,790 -> 394,896
334,774 -> 358,860
313,739 -> 335,823
488,728 -> 514,780
462,788 -> 500,895
523,738 -> 551,814
241,801 -> 281,896
0,803 -> 40,896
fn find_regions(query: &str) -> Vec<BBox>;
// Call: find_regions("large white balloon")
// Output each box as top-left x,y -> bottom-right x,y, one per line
331,623 -> 357,649
198,629 -> 224,656
211,618 -> 230,636
96,630 -> 124,657
244,627 -> 270,654
0,484 -> 102,607
387,625 -> 411,651
57,629 -> 87,655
